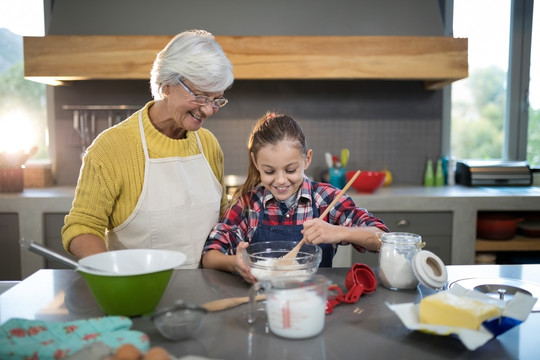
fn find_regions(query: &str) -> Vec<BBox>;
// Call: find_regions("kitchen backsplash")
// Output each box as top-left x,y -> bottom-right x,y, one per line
52,79 -> 442,186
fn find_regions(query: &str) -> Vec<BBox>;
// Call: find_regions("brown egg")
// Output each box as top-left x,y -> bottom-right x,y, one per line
142,346 -> 171,360
114,343 -> 142,360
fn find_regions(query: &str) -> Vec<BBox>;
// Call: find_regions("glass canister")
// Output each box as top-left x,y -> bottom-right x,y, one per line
378,232 -> 423,290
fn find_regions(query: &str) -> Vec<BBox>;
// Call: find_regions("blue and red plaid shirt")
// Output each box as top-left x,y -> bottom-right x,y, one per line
203,176 -> 388,255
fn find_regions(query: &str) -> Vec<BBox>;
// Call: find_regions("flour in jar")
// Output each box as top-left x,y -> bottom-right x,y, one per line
378,247 -> 418,289
250,258 -> 310,280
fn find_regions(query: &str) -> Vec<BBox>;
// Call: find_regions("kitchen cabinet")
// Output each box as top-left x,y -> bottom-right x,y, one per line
0,213 -> 21,280
23,35 -> 467,89
44,213 -> 76,269
352,211 -> 452,268
476,236 -> 540,252
3,185 -> 540,278
475,211 -> 540,264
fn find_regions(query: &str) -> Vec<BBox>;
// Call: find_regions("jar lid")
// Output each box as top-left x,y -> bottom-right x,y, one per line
412,250 -> 447,289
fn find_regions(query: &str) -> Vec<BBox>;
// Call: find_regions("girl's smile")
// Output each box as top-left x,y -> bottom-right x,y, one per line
252,140 -> 312,201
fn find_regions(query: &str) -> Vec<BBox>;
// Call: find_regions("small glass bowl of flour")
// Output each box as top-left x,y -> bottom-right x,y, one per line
243,241 -> 322,281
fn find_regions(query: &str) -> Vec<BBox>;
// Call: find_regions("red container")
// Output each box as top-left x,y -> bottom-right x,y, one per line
346,171 -> 386,193
477,213 -> 523,240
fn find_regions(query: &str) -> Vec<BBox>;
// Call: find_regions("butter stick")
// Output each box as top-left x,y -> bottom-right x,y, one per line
419,291 -> 501,330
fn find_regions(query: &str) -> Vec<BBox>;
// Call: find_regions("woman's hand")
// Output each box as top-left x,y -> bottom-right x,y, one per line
235,242 -> 257,284
302,218 -> 342,245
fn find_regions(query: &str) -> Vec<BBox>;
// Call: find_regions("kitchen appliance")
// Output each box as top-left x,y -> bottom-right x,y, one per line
455,160 -> 532,186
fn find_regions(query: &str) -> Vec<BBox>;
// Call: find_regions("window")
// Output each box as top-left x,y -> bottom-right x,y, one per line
449,0 -> 538,167
528,4 -> 539,166
0,0 -> 48,165
0,30 -> 48,163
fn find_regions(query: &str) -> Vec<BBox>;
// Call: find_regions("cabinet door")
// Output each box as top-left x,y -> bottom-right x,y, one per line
0,213 -> 21,280
352,211 -> 452,268
44,213 -> 77,269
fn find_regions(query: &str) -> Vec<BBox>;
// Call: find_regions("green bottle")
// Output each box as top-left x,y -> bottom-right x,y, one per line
424,159 -> 434,186
435,159 -> 445,186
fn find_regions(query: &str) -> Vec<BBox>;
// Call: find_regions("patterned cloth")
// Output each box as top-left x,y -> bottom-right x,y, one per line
204,176 -> 389,255
0,317 -> 149,360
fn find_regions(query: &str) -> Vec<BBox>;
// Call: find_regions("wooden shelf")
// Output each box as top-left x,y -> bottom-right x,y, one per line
476,235 -> 540,252
23,35 -> 468,90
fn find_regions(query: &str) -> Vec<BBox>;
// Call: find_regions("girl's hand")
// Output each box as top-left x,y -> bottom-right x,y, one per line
302,218 -> 342,245
235,242 -> 257,284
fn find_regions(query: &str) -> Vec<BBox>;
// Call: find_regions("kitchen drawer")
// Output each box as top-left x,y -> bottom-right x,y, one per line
353,211 -> 452,268
0,213 -> 21,280
376,211 -> 452,236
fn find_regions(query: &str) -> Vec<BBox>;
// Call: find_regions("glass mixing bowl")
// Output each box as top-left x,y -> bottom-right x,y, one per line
243,241 -> 322,281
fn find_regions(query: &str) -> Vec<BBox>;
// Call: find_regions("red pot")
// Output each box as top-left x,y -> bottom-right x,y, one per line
477,213 -> 523,240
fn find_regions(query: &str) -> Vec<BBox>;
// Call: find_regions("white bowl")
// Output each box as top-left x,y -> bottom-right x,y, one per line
79,249 -> 186,276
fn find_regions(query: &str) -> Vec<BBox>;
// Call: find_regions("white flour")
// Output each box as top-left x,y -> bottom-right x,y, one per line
250,258 -> 310,281
378,247 -> 418,289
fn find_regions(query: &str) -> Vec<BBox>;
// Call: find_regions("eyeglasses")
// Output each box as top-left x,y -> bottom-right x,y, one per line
176,78 -> 228,109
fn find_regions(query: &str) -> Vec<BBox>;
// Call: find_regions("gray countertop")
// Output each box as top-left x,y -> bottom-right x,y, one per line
2,185 -> 540,277
1,265 -> 539,359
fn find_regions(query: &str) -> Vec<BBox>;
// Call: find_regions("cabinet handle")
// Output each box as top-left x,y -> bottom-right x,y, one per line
396,219 -> 409,227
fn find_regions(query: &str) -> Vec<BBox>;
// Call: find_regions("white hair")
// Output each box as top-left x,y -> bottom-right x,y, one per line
150,30 -> 234,100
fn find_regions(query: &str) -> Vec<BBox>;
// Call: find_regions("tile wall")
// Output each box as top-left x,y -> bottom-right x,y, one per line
52,79 -> 442,186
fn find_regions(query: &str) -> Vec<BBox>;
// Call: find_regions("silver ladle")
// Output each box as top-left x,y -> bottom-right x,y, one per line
19,239 -> 115,274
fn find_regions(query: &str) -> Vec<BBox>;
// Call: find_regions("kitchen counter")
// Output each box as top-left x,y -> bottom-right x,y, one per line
2,185 -> 540,277
1,265 -> 539,359
345,185 -> 540,268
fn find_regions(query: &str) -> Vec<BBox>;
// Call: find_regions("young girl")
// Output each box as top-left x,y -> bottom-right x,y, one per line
201,113 -> 388,283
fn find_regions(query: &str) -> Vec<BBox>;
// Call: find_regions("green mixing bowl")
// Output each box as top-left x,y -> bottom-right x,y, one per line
78,249 -> 186,317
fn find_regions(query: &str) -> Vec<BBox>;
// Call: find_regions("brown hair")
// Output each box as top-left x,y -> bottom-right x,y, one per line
230,112 -> 308,209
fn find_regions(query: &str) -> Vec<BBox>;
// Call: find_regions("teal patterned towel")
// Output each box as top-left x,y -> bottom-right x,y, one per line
0,316 -> 150,359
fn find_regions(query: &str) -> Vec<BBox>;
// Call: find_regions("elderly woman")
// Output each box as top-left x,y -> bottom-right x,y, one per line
62,30 -> 234,268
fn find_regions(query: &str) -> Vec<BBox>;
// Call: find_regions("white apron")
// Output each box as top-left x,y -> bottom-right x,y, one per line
107,111 -> 222,268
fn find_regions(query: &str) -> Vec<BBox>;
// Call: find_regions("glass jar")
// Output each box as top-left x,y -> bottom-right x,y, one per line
378,232 -> 423,290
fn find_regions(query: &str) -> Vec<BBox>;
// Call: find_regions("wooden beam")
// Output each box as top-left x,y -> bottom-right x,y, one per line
23,35 -> 468,87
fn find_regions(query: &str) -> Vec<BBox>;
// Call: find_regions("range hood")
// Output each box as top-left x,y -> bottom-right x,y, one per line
23,35 -> 467,90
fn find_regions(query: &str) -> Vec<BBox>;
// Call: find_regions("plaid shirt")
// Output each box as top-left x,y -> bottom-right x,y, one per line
203,176 -> 388,255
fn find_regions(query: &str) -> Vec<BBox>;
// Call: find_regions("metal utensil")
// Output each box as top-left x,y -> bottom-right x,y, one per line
19,239 -> 114,274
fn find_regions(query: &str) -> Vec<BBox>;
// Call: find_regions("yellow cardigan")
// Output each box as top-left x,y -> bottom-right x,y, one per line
62,101 -> 226,253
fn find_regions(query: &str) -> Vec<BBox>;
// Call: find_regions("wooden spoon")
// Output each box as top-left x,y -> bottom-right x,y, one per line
200,294 -> 266,312
277,170 -> 361,264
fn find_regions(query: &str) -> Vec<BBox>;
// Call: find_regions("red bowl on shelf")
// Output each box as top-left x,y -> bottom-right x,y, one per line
477,213 -> 524,240
346,171 -> 386,193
